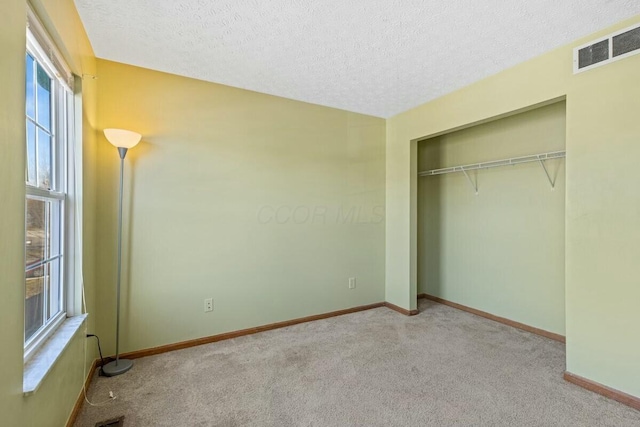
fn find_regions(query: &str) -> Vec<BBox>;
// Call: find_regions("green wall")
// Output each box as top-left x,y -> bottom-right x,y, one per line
0,0 -> 98,425
387,15 -> 640,398
94,60 -> 387,355
418,102 -> 566,335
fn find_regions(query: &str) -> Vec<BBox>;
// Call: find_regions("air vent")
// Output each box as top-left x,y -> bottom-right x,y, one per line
613,26 -> 640,57
577,39 -> 609,69
574,23 -> 640,73
95,416 -> 124,427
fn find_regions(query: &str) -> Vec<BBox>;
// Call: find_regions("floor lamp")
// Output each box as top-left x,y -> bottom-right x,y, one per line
102,128 -> 142,377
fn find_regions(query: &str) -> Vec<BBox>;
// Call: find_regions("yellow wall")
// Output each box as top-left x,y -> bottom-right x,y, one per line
94,59 -> 386,354
387,16 -> 640,397
418,102 -> 566,335
0,0 -> 98,425
0,0 -> 29,422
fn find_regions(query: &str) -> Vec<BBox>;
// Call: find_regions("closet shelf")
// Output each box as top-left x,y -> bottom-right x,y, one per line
418,150 -> 566,194
418,150 -> 565,176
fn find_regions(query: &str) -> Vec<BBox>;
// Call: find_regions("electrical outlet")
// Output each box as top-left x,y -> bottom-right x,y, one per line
204,298 -> 213,312
348,277 -> 356,289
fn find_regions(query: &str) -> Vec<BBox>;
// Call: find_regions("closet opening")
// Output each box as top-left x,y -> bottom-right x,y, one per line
417,101 -> 566,337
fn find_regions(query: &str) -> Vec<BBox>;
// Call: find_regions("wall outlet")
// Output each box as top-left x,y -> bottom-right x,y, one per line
204,298 -> 213,312
348,277 -> 356,289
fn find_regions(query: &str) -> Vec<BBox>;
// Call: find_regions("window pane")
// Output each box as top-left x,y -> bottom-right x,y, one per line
25,198 -> 49,268
36,63 -> 51,131
25,264 -> 47,342
26,121 -> 37,185
37,128 -> 52,189
24,197 -> 62,341
26,54 -> 35,119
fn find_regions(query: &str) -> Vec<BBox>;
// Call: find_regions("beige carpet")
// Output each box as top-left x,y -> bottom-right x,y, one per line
75,300 -> 640,426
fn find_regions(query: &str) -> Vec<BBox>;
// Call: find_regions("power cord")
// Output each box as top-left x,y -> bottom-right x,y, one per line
68,80 -> 117,408
86,334 -> 105,376
69,89 -> 117,407
83,332 -> 117,406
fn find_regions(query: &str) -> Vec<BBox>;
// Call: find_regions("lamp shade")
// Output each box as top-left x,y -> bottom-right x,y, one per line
104,128 -> 142,149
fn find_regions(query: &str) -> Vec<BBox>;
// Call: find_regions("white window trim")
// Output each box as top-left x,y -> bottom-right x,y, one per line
26,5 -> 73,86
24,314 -> 87,395
23,13 -> 78,363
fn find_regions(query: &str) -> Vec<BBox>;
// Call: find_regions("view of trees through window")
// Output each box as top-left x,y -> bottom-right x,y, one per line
24,49 -> 64,344
26,53 -> 53,190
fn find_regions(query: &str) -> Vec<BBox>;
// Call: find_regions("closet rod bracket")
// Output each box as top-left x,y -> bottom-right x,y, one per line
538,158 -> 555,189
461,168 -> 478,195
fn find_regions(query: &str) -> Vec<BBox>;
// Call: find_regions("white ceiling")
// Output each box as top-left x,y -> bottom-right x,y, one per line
74,1 -> 639,118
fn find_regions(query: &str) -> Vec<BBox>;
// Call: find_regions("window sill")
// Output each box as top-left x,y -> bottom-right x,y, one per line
23,314 -> 88,395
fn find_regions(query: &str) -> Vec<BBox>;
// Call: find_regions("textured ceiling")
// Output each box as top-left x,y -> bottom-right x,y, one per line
75,1 -> 639,118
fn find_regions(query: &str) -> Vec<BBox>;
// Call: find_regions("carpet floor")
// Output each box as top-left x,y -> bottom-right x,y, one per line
75,300 -> 640,426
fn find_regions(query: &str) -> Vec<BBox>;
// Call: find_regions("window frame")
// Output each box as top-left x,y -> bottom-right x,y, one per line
23,28 -> 76,361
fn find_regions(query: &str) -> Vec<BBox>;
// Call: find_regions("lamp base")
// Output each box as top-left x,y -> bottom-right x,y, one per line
102,358 -> 133,377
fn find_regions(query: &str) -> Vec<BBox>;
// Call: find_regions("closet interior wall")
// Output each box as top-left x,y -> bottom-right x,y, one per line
417,101 -> 566,335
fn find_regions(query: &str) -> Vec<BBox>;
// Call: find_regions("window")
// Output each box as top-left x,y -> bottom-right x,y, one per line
24,26 -> 75,358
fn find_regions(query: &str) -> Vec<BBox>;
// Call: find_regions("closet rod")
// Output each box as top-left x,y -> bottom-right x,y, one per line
418,150 -> 566,177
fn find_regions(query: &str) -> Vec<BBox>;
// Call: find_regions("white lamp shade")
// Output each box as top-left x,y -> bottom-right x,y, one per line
104,128 -> 142,149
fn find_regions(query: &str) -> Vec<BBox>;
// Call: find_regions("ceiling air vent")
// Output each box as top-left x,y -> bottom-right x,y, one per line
574,23 -> 640,73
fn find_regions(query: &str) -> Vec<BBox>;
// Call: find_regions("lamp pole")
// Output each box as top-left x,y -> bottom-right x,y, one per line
102,130 -> 141,377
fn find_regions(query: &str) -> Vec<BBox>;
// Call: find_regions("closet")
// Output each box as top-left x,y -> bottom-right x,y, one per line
417,101 -> 566,335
